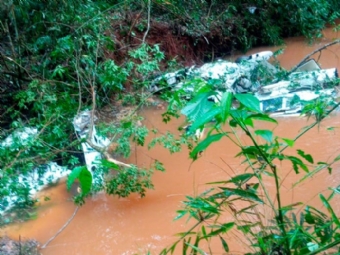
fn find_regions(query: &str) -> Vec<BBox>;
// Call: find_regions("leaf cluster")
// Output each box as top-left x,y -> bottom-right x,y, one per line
160,76 -> 340,254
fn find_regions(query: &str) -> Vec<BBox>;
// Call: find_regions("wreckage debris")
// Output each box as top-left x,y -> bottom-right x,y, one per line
151,51 -> 339,116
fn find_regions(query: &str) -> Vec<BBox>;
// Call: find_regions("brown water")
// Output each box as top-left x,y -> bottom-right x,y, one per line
1,28 -> 340,255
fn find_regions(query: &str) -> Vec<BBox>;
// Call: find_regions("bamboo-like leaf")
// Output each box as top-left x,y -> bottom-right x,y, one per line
319,194 -> 340,227
175,232 -> 196,237
234,93 -> 261,112
220,187 -> 263,203
201,226 -> 208,240
184,242 -> 206,255
190,134 -> 224,160
174,210 -> 188,220
280,202 -> 303,215
226,173 -> 255,186
207,173 -> 254,186
207,222 -> 234,237
219,236 -> 229,252
334,154 -> 340,162
255,129 -> 273,142
237,224 -> 255,234
293,162 -> 328,187
286,155 -> 309,174
237,204 -> 259,215
297,149 -> 314,164
246,113 -> 278,124
282,138 -> 295,147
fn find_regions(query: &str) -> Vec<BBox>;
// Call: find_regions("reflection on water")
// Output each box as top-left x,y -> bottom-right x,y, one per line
1,28 -> 340,255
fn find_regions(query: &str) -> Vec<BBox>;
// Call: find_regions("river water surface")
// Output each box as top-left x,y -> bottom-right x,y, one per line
1,28 -> 340,255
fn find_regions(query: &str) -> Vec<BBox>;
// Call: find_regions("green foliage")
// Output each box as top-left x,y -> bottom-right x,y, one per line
161,73 -> 340,254
149,131 -> 194,154
104,165 -> 155,198
1,0 -> 340,241
0,0 -> 166,215
67,166 -> 92,196
153,0 -> 340,51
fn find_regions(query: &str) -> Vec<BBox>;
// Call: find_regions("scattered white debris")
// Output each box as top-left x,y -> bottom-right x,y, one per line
1,128 -> 70,215
73,110 -> 110,172
151,51 -> 339,115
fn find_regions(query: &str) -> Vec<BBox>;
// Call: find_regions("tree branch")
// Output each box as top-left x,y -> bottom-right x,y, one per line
41,206 -> 79,249
290,39 -> 340,73
142,0 -> 151,44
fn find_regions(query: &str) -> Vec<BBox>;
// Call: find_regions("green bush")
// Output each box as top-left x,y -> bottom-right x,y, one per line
160,72 -> 340,254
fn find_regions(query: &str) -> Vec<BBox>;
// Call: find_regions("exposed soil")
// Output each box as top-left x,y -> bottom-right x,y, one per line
106,13 -> 234,71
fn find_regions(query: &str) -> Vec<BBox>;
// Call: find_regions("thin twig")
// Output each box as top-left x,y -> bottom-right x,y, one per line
290,39 -> 340,73
83,40 -> 131,168
142,0 -> 151,44
41,206 -> 80,249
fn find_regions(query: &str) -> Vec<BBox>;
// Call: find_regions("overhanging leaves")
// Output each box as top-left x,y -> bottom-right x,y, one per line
297,149 -> 314,164
319,194 -> 340,227
234,93 -> 261,112
188,107 -> 221,134
208,173 -> 254,187
282,138 -> 295,147
190,134 -> 224,160
220,187 -> 263,203
246,113 -> 278,124
220,236 -> 229,252
255,129 -> 273,142
67,166 -> 84,191
220,92 -> 233,123
181,91 -> 215,122
283,155 -> 309,174
79,167 -> 93,196
66,165 -> 92,196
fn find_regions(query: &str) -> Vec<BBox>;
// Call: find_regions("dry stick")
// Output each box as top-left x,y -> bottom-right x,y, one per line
127,11 -> 143,38
142,0 -> 151,44
41,206 -> 79,249
86,42 -> 131,169
290,39 -> 340,73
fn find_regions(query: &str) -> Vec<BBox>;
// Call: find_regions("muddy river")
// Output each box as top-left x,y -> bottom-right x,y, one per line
1,28 -> 340,255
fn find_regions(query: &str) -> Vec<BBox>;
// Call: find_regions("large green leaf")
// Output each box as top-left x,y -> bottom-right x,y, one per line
190,134 -> 224,160
66,165 -> 92,196
220,92 -> 233,123
181,92 -> 214,122
188,107 -> 221,134
234,93 -> 261,112
255,129 -> 273,143
67,166 -> 85,191
79,167 -> 93,196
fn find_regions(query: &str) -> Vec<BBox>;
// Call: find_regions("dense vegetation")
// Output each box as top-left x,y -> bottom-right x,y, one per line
1,0 -> 340,253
